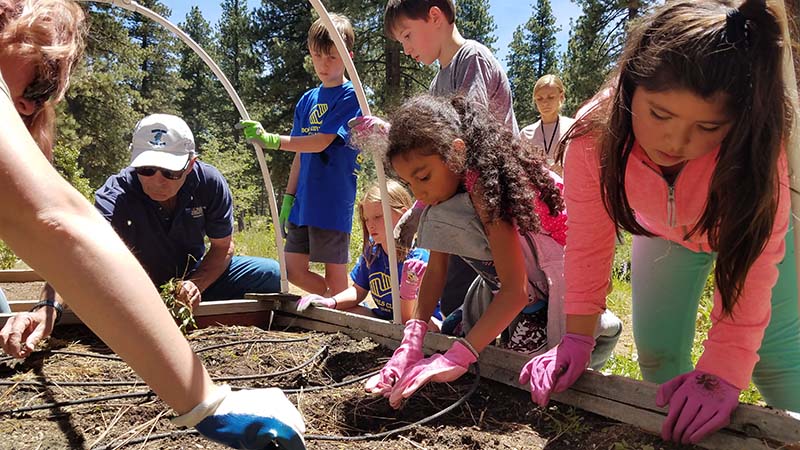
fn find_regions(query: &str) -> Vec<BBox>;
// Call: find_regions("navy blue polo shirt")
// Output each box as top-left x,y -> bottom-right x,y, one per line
94,161 -> 233,287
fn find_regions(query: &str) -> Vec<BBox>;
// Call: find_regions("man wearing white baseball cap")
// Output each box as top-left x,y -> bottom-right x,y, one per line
91,113 -> 282,308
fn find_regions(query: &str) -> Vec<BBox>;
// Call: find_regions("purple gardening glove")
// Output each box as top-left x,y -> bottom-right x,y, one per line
399,258 -> 427,300
518,333 -> 595,407
365,319 -> 427,395
388,340 -> 478,409
295,294 -> 336,312
656,370 -> 740,444
348,116 -> 390,157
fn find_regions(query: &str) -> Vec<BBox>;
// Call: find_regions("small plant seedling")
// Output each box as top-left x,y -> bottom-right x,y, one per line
160,277 -> 197,335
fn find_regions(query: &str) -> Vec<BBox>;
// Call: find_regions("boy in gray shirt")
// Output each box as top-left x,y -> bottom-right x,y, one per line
385,0 -> 518,134
383,0 -> 518,315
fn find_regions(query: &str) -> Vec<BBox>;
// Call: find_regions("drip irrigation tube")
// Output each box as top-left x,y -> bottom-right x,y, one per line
91,364 -> 482,449
0,346 -> 328,411
0,344 -> 326,387
0,337 -> 310,373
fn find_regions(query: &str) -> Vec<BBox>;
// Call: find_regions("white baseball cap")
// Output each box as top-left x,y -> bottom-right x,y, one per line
129,114 -> 196,171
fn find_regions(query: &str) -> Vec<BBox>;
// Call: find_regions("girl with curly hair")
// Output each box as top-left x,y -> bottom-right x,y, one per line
0,1 -> 305,448
364,93 -> 584,407
523,0 -> 800,445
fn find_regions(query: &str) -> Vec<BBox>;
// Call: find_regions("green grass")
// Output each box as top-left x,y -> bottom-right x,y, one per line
233,207 -> 365,275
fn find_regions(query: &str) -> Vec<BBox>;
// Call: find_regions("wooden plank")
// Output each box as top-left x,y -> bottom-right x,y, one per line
0,311 -> 81,328
1,295 -> 298,329
0,270 -> 44,283
251,296 -> 800,449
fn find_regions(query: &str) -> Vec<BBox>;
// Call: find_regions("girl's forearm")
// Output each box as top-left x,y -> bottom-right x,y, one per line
331,285 -> 364,310
566,313 -> 600,336
464,287 -> 528,352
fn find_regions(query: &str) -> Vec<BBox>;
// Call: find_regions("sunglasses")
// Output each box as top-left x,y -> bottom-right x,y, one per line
135,166 -> 188,180
23,62 -> 59,107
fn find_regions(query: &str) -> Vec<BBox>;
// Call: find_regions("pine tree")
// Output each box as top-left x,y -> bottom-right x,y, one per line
177,6 -> 223,148
455,0 -> 498,52
560,0 -> 653,115
506,0 -> 560,126
124,0 -> 184,114
60,4 -> 144,186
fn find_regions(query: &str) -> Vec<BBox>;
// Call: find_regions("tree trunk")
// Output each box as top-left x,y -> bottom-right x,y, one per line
385,40 -> 403,108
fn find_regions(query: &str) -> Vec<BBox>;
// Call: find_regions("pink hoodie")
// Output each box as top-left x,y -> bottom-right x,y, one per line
563,133 -> 790,389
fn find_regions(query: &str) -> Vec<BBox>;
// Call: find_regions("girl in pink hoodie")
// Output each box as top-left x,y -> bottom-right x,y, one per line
520,0 -> 800,445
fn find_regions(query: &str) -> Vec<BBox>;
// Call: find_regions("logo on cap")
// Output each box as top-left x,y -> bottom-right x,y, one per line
149,129 -> 168,147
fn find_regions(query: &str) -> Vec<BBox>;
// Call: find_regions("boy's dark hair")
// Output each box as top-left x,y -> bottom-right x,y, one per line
384,0 -> 456,39
308,13 -> 355,54
568,0 -> 789,315
387,94 -> 564,235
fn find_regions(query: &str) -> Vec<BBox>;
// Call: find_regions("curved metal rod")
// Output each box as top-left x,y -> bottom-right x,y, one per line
308,0 -> 402,323
77,0 -> 288,292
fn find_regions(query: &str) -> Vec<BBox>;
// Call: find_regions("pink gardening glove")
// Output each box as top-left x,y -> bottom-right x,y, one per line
295,294 -> 336,312
656,370 -> 740,444
518,333 -> 595,407
348,116 -> 390,157
365,319 -> 427,395
388,340 -> 477,409
399,258 -> 427,300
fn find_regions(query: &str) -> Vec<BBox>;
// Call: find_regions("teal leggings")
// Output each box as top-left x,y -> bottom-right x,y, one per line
631,230 -> 800,411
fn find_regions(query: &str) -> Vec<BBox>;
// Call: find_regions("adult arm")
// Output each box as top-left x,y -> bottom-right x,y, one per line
0,95 -> 212,414
180,235 -> 235,308
0,284 -> 64,358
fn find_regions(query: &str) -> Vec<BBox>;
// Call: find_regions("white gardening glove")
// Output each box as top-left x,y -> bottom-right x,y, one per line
172,385 -> 306,450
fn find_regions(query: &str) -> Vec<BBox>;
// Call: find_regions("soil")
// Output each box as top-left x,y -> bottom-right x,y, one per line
0,321 -> 700,450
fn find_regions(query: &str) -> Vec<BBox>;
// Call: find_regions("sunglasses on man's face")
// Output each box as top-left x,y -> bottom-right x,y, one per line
135,166 -> 187,180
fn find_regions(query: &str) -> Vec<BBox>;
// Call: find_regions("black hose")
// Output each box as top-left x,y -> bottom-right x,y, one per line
91,364 -> 482,448
0,337 -> 309,367
0,346 -> 328,412
0,338 -> 316,386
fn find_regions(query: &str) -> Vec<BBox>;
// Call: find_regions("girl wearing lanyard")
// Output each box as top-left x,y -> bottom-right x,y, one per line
520,75 -> 575,176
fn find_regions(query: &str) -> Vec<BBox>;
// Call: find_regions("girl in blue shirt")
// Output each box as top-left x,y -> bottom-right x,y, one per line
297,179 -> 441,325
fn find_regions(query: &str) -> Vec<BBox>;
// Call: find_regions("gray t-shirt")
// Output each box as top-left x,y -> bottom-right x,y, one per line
429,40 -> 519,136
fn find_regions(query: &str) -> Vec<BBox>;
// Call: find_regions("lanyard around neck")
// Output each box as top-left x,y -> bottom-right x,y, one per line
540,118 -> 560,158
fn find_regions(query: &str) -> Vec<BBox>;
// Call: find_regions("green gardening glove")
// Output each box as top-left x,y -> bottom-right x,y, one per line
238,120 -> 281,150
279,194 -> 295,236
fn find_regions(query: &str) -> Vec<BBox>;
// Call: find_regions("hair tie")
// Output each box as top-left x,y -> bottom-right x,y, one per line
725,9 -> 749,48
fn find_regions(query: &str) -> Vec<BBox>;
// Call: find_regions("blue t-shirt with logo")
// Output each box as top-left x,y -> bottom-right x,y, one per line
289,81 -> 362,233
350,245 -> 442,320
94,161 -> 233,287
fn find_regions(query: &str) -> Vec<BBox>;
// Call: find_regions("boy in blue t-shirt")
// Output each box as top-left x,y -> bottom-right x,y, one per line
240,13 -> 362,297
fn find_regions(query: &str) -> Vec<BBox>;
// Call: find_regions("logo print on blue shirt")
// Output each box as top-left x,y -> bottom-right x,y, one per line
308,104 -> 328,125
149,129 -> 168,147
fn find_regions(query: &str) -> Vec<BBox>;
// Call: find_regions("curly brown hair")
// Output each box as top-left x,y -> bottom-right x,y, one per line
386,94 -> 564,234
